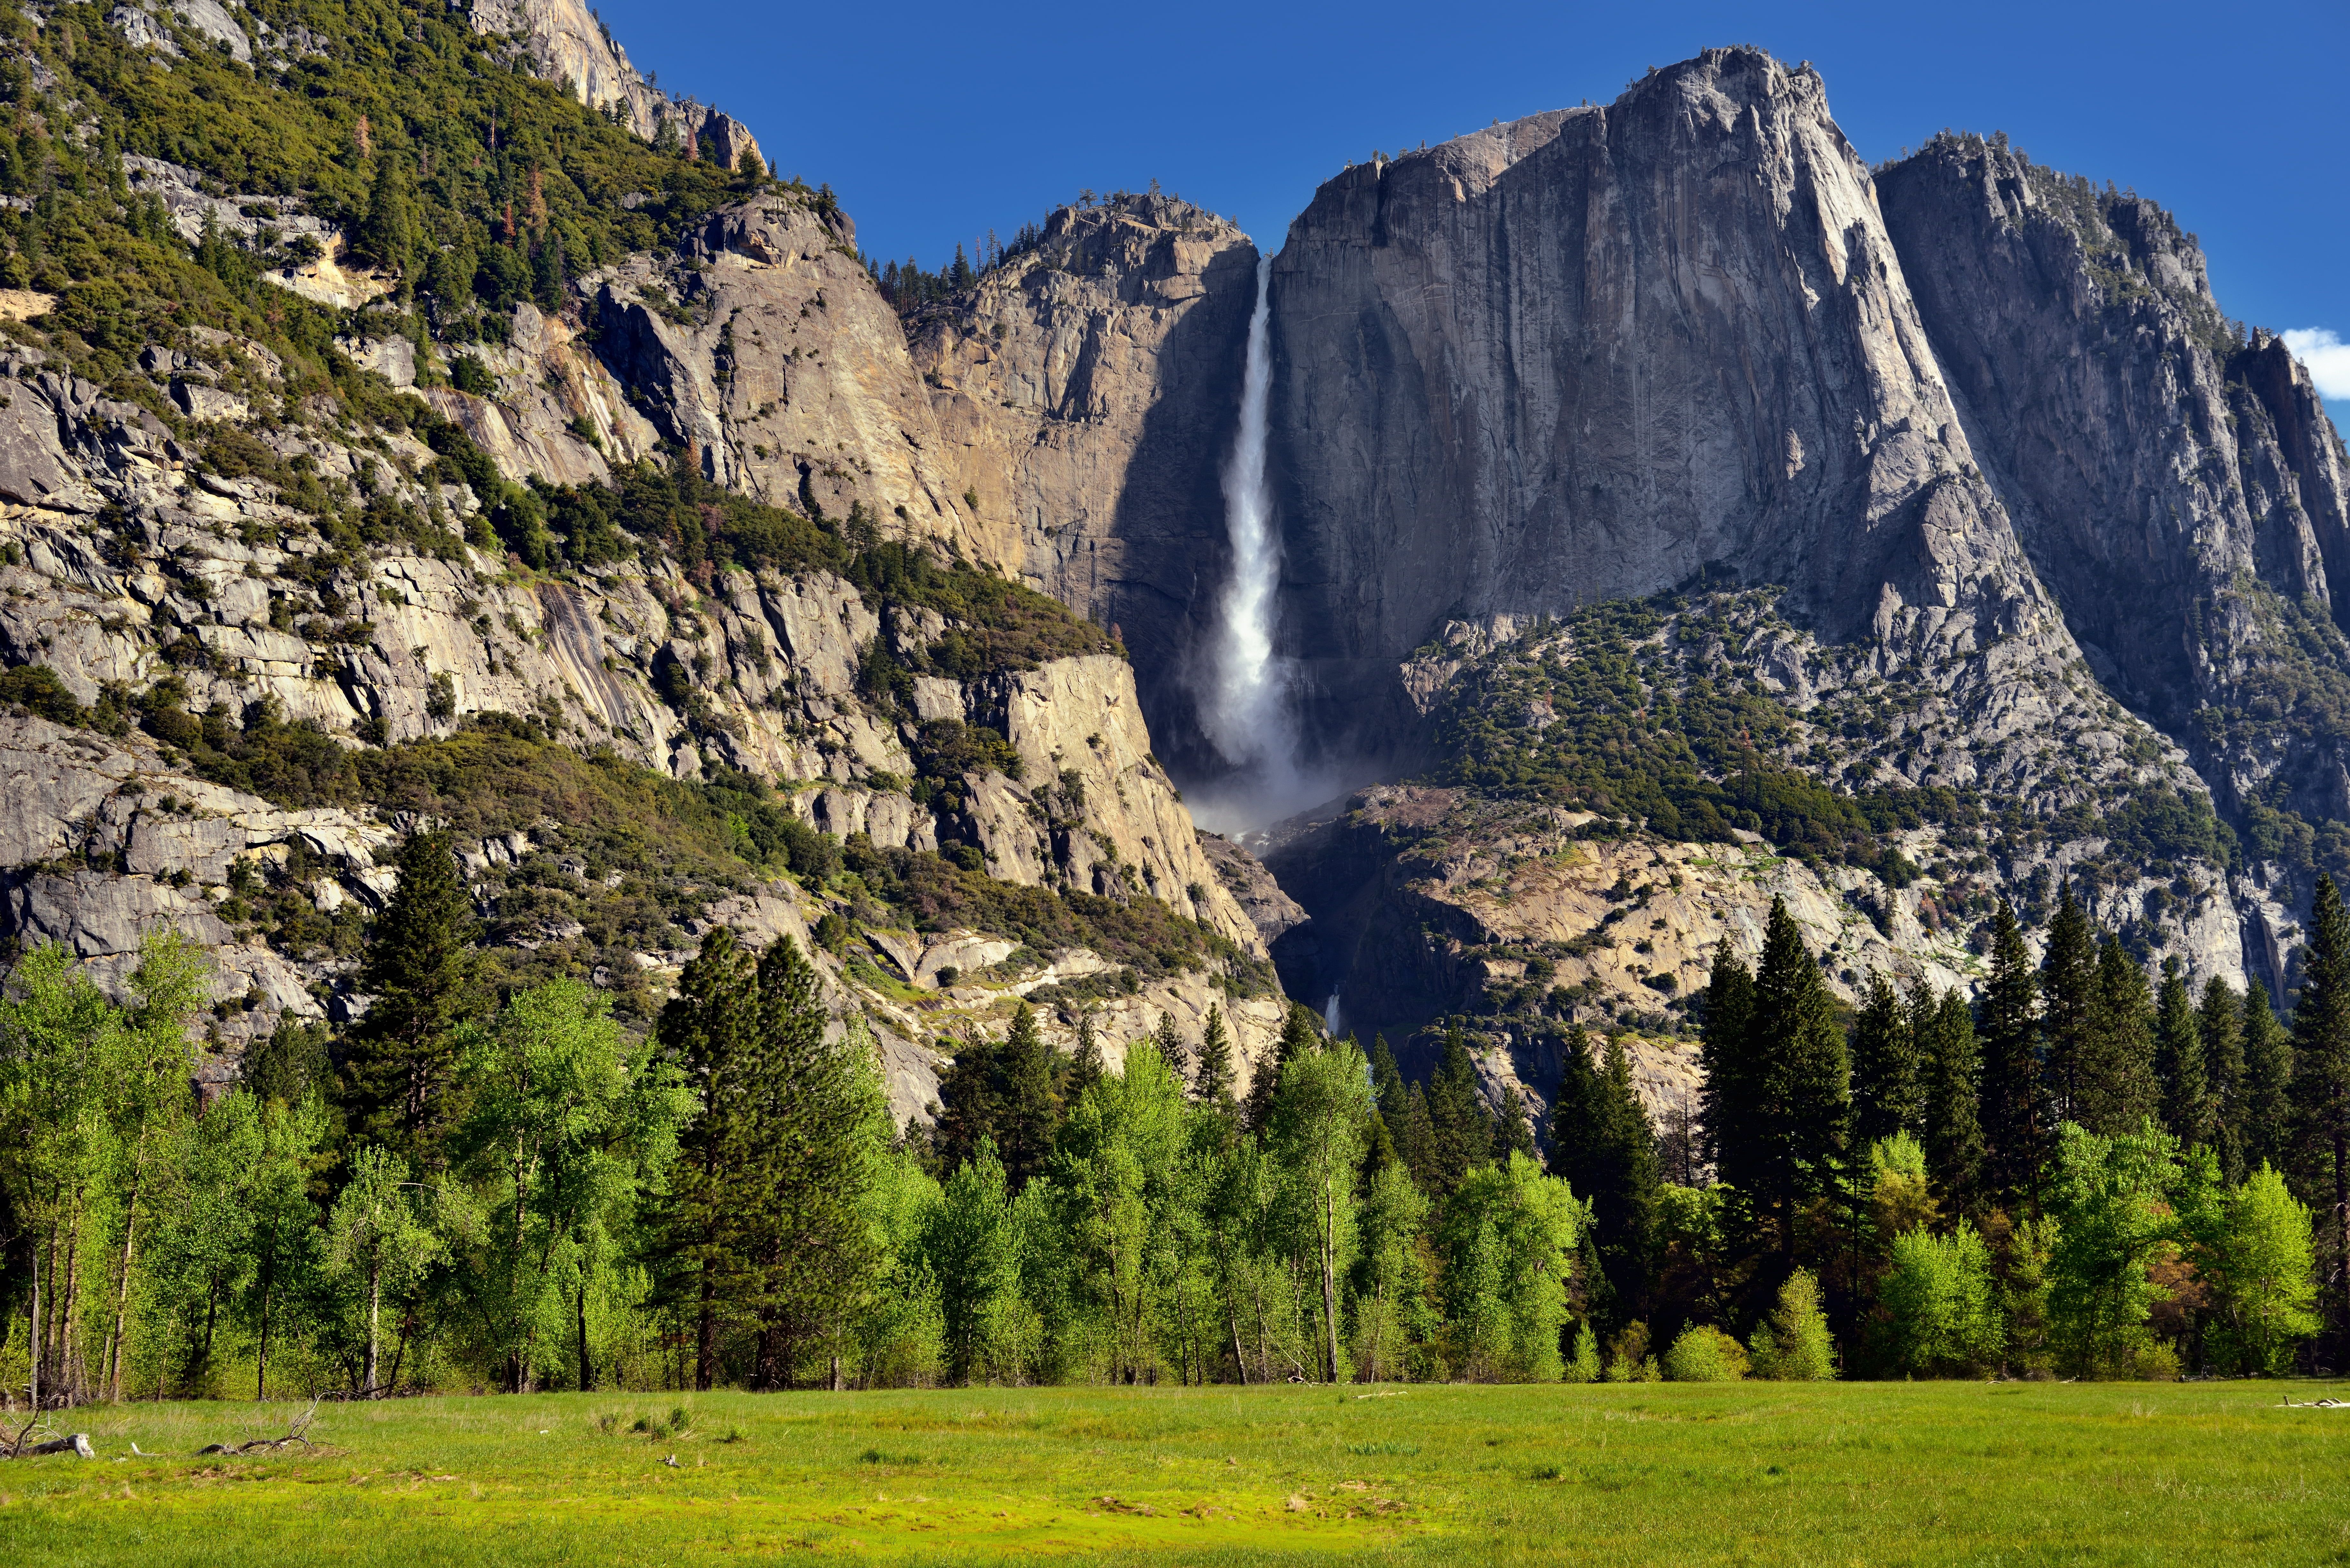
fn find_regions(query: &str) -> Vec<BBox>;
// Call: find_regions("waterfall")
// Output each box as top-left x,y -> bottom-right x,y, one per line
1194,256 -> 1305,827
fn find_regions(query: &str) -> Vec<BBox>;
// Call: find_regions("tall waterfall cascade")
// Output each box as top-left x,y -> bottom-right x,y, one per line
1193,257 -> 1312,830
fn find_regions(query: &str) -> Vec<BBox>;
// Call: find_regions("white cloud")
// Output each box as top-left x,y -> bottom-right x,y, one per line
2282,328 -> 2350,401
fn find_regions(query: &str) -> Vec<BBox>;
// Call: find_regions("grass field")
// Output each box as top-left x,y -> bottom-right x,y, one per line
5,1381 -> 2348,1564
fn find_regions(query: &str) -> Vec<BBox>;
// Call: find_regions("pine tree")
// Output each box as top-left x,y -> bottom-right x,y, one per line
1750,898 -> 1848,1252
994,1003 -> 1059,1191
1194,1004 -> 1235,1106
2038,883 -> 2097,1125
743,935 -> 876,1388
2079,935 -> 2159,1135
1064,1011 -> 1106,1106
1398,1081 -> 1441,1190
2154,959 -> 2211,1148
1494,1086 -> 1536,1161
1918,982 -> 1985,1212
1850,970 -> 1921,1147
355,154 -> 413,275
2288,873 -> 2350,1334
2239,980 -> 2293,1176
1153,1010 -> 1187,1082
339,831 -> 479,1169
1368,1034 -> 1410,1152
651,926 -> 761,1390
1245,1001 -> 1319,1133
1699,937 -> 1759,1191
1424,1021 -> 1492,1194
931,1025 -> 1003,1176
2200,977 -> 2248,1181
1977,901 -> 2048,1211
1550,1026 -> 1659,1328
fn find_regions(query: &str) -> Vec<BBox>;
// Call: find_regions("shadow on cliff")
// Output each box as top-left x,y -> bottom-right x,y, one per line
1102,240 -> 1262,788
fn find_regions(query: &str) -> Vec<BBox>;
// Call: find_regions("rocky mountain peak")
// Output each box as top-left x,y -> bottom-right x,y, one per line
468,0 -> 762,171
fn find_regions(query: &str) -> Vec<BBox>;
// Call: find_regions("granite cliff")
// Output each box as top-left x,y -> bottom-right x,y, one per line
7,5 -> 2350,1146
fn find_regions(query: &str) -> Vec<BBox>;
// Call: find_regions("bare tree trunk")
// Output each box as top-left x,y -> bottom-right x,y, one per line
386,1311 -> 413,1397
1214,1235 -> 1247,1386
26,1246 -> 38,1413
2336,1130 -> 2349,1339
104,1130 -> 149,1401
1321,1183 -> 1342,1384
255,1259 -> 271,1402
694,1270 -> 715,1392
58,1197 -> 83,1406
363,1258 -> 381,1397
576,1285 -> 592,1392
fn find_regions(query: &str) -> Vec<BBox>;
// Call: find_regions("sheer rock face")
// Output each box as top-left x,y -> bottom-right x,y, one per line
1877,136 -> 2350,836
584,201 -> 995,547
0,338 -> 1270,1086
1263,47 -> 2064,762
906,196 -> 1260,759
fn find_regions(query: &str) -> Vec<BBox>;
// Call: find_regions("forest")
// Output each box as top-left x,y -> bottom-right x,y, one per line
5,815 -> 2339,1406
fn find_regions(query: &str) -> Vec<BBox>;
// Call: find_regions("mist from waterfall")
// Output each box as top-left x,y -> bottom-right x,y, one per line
1190,256 -> 1322,833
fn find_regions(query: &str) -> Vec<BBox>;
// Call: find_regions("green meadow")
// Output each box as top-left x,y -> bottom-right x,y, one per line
5,1381 -> 2346,1564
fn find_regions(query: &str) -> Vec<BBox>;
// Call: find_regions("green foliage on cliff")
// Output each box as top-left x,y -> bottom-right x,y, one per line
532,460 -> 1111,673
1429,594 -> 1964,876
0,0 -> 772,369
836,833 -> 1276,997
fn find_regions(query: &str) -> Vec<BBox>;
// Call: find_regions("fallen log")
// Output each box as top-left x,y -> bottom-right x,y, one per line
28,1434 -> 93,1459
197,1396 -> 322,1455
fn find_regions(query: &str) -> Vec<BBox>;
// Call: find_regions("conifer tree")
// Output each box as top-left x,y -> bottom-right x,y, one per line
1494,1086 -> 1536,1161
2079,936 -> 2159,1136
1850,970 -> 1921,1147
1194,1004 -> 1235,1106
1398,1081 -> 1441,1191
2200,977 -> 2248,1182
994,1003 -> 1060,1191
1550,1027 -> 1659,1326
2239,980 -> 2293,1176
1699,937 -> 1759,1191
1368,1034 -> 1410,1150
1424,1021 -> 1493,1194
2038,883 -> 2097,1125
1064,1011 -> 1105,1105
744,935 -> 877,1388
653,927 -> 761,1389
1917,982 -> 1986,1211
340,831 -> 479,1169
1245,1001 -> 1320,1133
1977,901 -> 2048,1211
2154,959 -> 2211,1148
1153,1009 -> 1186,1080
2288,873 -> 2350,1332
1751,898 -> 1848,1251
930,1025 -> 1002,1177
360,157 -> 413,270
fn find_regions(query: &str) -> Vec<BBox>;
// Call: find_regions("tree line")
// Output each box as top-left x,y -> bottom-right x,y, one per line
1,835 -> 2338,1404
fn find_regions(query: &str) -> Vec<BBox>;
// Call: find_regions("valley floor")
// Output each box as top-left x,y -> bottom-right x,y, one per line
7,1381 -> 2346,1564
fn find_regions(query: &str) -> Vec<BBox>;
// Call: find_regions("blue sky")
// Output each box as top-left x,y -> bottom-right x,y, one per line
596,0 -> 2348,409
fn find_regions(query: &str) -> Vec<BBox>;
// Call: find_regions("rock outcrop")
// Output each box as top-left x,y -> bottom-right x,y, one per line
0,316 -> 1277,1119
468,0 -> 763,171
1878,135 -> 2350,977
1263,49 -> 2064,763
582,199 -> 996,542
906,195 -> 1260,758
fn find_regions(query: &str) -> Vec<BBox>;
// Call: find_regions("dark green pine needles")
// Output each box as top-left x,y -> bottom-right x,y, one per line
651,928 -> 877,1391
338,831 -> 480,1167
